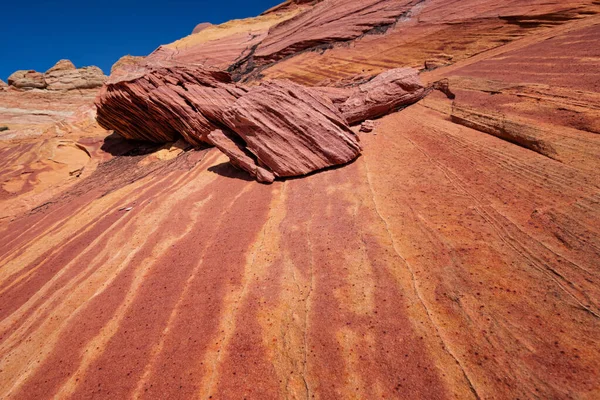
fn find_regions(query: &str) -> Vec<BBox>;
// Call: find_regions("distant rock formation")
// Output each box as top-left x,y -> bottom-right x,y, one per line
6,60 -> 107,91
192,22 -> 213,34
8,70 -> 47,89
45,59 -> 76,74
95,61 -> 427,182
110,55 -> 145,75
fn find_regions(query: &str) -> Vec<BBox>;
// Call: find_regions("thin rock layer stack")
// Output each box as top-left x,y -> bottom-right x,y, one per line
95,62 -> 366,182
95,62 -> 427,182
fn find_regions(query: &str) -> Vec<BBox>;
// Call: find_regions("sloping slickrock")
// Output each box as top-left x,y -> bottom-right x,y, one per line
339,67 -> 427,124
0,79 -> 7,89
151,10 -> 305,70
259,0 -> 599,85
252,0 -> 421,66
7,70 -> 47,89
219,80 -> 361,179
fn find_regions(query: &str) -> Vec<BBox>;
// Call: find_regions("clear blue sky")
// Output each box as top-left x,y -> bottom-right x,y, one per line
0,0 -> 283,81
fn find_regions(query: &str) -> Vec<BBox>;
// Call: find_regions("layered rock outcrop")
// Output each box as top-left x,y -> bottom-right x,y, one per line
95,62 -> 431,182
338,68 -> 427,124
6,60 -> 107,91
252,0 -> 420,67
44,60 -> 107,90
96,62 -> 373,182
110,55 -> 145,75
0,79 -> 7,90
7,70 -> 47,89
215,80 -> 361,181
2,1 -> 600,399
45,59 -> 76,73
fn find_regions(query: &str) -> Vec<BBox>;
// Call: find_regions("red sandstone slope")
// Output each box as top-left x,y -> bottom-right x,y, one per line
1,0 -> 600,399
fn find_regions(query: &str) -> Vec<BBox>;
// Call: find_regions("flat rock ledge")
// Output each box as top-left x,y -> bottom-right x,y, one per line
95,62 -> 426,182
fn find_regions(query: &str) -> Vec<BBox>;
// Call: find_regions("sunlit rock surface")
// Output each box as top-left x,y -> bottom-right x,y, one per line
1,0 -> 600,399
96,63 -> 365,181
110,55 -> 145,75
7,70 -> 47,89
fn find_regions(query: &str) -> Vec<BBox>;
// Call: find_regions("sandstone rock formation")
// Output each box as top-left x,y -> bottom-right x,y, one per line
44,60 -> 107,90
252,0 -> 419,67
96,63 -> 240,145
360,119 -> 375,132
110,55 -> 145,75
95,61 -> 433,181
6,60 -> 107,91
96,62 -> 370,182
192,22 -> 213,34
0,79 -> 7,89
45,59 -> 76,73
338,68 -> 427,124
143,8 -> 308,71
216,80 -> 361,181
1,1 -> 600,399
7,70 -> 47,89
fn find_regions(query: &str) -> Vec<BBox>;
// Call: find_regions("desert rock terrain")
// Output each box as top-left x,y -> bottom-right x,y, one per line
0,0 -> 599,398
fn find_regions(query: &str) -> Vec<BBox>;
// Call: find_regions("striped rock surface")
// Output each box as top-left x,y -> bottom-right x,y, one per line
1,0 -> 600,398
95,63 -> 365,182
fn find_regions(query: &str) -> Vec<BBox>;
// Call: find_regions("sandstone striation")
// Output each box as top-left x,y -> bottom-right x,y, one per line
338,68 -> 427,124
218,80 -> 361,181
96,62 -> 365,182
44,61 -> 107,90
6,60 -> 107,91
95,62 -> 241,145
110,55 -> 145,75
2,0 -> 600,399
252,0 -> 420,67
7,70 -> 47,89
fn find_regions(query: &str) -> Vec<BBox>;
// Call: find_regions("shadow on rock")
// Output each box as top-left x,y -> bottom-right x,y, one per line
209,156 -> 362,184
101,132 -> 163,157
207,162 -> 254,182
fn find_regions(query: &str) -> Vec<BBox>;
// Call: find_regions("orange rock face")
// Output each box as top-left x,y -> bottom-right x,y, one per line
1,0 -> 600,399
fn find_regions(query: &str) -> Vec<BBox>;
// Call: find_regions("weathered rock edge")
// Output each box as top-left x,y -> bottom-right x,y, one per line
95,62 -> 427,182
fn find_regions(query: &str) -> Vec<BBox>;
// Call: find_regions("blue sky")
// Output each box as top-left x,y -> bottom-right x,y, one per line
0,0 -> 283,81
